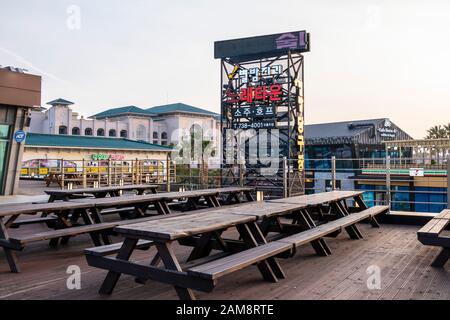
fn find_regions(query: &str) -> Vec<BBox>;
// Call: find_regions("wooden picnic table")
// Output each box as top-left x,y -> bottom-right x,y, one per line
87,210 -> 288,300
417,209 -> 450,267
0,201 -> 102,272
44,172 -> 86,187
45,184 -> 158,202
267,190 -> 370,253
0,187 -> 255,273
86,190 -> 389,300
72,186 -> 256,217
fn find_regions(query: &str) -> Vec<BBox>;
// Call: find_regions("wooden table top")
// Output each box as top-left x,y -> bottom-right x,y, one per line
0,201 -> 93,217
45,184 -> 158,195
70,189 -> 222,208
222,201 -> 304,220
435,209 -> 450,220
204,186 -> 255,193
115,211 -> 256,241
268,191 -> 364,206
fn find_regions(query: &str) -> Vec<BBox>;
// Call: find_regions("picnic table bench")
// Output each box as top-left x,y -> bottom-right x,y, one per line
86,211 -> 290,300
73,186 -> 256,217
45,184 -> 159,202
0,187 -> 255,273
417,209 -> 450,267
86,191 -> 389,300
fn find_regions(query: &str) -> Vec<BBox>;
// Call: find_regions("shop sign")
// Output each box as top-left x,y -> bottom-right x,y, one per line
14,130 -> 26,143
377,120 -> 397,138
231,105 -> 276,119
91,153 -> 125,161
409,168 -> 424,177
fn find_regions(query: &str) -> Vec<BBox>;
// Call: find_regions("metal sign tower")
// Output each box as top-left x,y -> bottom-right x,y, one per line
215,31 -> 310,196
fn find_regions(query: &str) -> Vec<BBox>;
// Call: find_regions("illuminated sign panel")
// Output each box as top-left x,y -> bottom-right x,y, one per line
215,31 -> 309,60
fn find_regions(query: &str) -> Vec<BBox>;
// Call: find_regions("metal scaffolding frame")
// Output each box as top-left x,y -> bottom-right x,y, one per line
220,52 -> 305,196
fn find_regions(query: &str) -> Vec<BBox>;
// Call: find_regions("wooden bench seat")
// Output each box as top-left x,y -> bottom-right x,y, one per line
8,215 -> 175,249
9,222 -> 119,248
187,241 -> 292,280
417,211 -> 450,267
9,216 -> 58,228
85,240 -> 153,257
277,206 -> 389,248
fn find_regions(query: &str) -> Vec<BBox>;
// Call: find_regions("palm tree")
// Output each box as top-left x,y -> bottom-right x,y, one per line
444,123 -> 450,138
425,125 -> 448,139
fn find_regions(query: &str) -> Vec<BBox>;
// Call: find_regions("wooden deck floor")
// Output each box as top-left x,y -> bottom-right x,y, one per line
0,223 -> 449,300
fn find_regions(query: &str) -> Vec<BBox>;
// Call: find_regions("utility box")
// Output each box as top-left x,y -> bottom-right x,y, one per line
0,67 -> 41,195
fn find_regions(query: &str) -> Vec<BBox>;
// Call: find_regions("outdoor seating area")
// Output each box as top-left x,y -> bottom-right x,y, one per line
0,185 -> 449,300
0,186 -> 255,273
0,185 -> 426,300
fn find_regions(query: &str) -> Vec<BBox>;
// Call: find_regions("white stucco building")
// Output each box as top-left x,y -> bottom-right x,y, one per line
30,98 -> 221,148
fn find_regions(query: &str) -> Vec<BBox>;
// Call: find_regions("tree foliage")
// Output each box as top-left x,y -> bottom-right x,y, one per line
425,123 -> 450,139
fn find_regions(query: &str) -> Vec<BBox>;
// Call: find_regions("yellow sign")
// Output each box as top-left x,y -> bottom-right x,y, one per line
21,168 -> 28,175
228,65 -> 240,80
39,168 -> 49,175
297,79 -> 304,172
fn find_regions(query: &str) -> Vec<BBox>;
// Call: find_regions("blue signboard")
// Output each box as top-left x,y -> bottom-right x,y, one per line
14,130 -> 26,143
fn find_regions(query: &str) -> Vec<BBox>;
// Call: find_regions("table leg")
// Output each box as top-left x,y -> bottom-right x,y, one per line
354,195 -> 368,210
90,208 -> 112,245
204,196 -> 219,208
79,209 -> 103,246
244,191 -> 254,202
236,224 -> 278,283
295,209 -> 331,256
353,195 -> 380,227
333,202 -> 363,239
0,217 -> 20,273
431,248 -> 450,267
186,230 -> 225,262
99,238 -> 138,294
155,242 -> 196,300
246,222 -> 286,279
224,193 -> 234,204
154,200 -> 170,215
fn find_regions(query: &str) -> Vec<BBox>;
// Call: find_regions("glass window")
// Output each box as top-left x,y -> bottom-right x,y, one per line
97,128 -> 105,136
0,125 -> 9,139
136,125 -> 146,141
120,130 -> 127,138
392,186 -> 411,211
85,128 -> 93,136
109,129 -> 116,137
0,125 -> 10,193
59,126 -> 68,135
72,127 -> 80,135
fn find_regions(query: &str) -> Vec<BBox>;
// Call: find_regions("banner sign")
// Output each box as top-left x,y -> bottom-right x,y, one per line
231,120 -> 276,130
215,30 -> 310,59
91,153 -> 125,161
231,105 -> 276,119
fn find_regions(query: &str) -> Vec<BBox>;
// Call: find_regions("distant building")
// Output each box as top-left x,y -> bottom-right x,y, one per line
30,99 -> 221,147
304,118 -> 413,196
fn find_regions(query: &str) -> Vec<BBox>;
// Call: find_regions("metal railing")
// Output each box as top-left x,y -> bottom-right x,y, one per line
20,156 -> 450,213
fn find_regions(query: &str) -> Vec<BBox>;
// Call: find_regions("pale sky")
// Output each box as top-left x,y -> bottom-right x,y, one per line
1,0 -> 449,138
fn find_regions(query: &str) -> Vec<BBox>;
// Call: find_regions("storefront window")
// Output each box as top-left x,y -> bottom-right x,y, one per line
392,186 -> 411,211
0,125 -> 10,192
415,187 -> 447,213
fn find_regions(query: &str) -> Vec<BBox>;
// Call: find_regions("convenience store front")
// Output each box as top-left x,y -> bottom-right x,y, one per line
0,67 -> 41,195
